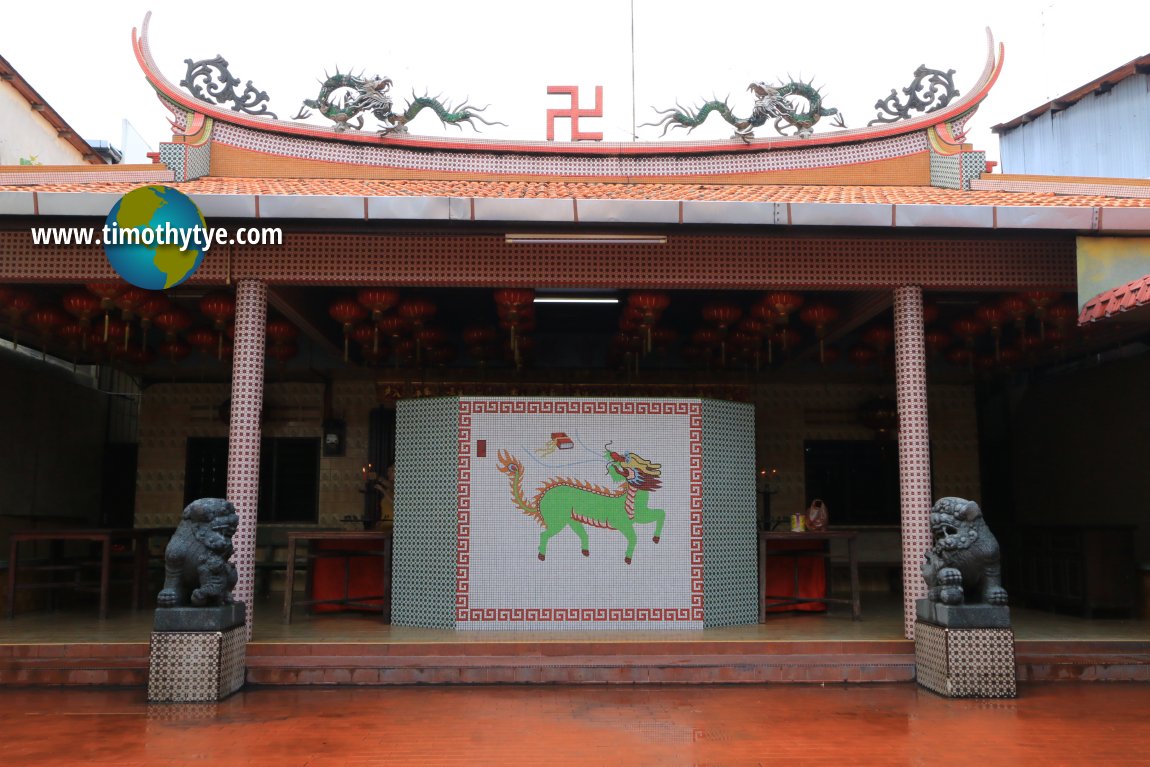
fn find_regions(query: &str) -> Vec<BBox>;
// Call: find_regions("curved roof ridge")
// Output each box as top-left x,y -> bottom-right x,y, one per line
132,13 -> 1003,159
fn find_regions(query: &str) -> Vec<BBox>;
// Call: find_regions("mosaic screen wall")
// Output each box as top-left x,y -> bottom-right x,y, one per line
700,400 -> 759,627
458,398 -> 703,629
391,397 -> 459,629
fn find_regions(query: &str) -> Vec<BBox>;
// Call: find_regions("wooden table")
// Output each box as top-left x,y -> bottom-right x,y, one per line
281,530 -> 393,623
758,530 -> 861,622
5,527 -> 173,619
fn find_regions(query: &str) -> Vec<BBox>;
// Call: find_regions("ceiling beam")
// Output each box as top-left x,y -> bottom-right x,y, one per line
794,291 -> 893,362
267,286 -> 342,359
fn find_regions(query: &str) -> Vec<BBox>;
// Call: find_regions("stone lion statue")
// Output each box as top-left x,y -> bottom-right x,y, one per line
156,498 -> 240,608
921,497 -> 1008,607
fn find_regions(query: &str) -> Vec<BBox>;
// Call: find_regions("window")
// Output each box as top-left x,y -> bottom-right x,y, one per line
184,437 -> 320,523
803,440 -> 900,526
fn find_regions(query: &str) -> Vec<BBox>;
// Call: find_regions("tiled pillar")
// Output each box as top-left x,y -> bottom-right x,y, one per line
894,286 -> 932,640
225,279 -> 266,639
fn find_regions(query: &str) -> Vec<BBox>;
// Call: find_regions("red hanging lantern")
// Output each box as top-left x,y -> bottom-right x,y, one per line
349,323 -> 374,346
153,308 -> 192,341
739,317 -> 768,337
924,329 -> 952,355
462,325 -> 497,365
799,303 -> 839,363
1046,303 -> 1077,332
946,347 -> 973,367
416,327 -> 447,347
1023,291 -> 1059,317
702,301 -> 742,330
862,325 -> 894,354
115,287 -> 149,318
157,340 -> 191,363
397,300 -> 437,364
266,342 -> 297,366
397,298 -> 436,327
493,288 -> 534,310
112,287 -> 152,350
494,289 -> 533,367
266,319 -> 299,346
849,344 -> 879,367
1024,291 -> 1060,338
85,282 -> 124,341
975,305 -> 1005,359
651,327 -> 677,352
200,293 -> 236,359
62,290 -> 101,330
377,315 -> 407,338
628,291 -> 670,351
463,325 -> 497,347
628,291 -> 670,321
702,302 -> 743,366
3,290 -> 38,346
999,294 -> 1030,334
951,317 -> 985,347
329,297 -> 367,361
357,287 -> 400,319
200,293 -> 236,328
759,292 -> 804,324
27,307 -> 66,349
136,295 -> 170,351
57,322 -> 86,357
186,327 -> 217,354
691,328 -> 722,348
357,288 -> 400,352
103,319 -> 129,358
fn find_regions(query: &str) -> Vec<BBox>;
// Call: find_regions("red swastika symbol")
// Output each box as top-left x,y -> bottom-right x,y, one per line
546,85 -> 603,142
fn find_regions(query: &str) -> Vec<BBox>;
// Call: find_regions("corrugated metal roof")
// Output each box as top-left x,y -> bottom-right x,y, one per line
996,75 -> 1150,177
992,53 -> 1150,134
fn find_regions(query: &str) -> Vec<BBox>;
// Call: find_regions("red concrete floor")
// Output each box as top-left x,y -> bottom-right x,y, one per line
2,684 -> 1148,766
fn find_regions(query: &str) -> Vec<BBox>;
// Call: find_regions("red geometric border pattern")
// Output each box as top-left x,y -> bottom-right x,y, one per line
455,399 -> 704,624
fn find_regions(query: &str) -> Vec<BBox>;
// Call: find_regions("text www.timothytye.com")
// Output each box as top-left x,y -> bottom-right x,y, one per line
30,223 -> 283,252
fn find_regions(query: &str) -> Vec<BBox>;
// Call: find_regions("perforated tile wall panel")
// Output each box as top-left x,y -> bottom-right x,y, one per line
915,621 -> 1017,698
0,231 -> 1076,290
211,121 -> 929,178
455,398 -> 704,630
701,399 -> 758,627
391,397 -> 460,629
147,627 -> 246,702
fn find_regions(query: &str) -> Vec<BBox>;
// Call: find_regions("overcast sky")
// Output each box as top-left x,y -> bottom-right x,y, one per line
3,1 -> 1147,165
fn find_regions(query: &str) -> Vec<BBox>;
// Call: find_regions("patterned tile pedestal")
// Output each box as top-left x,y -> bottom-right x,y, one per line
914,621 -> 1016,698
147,628 -> 246,702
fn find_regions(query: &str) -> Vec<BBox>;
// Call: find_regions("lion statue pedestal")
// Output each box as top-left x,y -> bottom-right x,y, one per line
147,498 -> 247,703
914,497 -> 1016,699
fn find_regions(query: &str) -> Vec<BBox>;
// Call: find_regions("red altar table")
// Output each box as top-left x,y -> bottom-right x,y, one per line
281,530 -> 392,623
758,531 -> 861,621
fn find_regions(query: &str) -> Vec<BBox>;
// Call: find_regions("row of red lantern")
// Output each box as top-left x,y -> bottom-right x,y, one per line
329,292 -> 437,362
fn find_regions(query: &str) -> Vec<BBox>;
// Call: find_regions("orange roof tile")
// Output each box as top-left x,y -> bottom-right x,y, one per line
1079,274 -> 1150,323
4,178 -> 1150,207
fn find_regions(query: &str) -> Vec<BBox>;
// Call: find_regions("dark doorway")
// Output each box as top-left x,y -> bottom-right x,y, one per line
184,437 -> 320,523
803,440 -> 900,525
